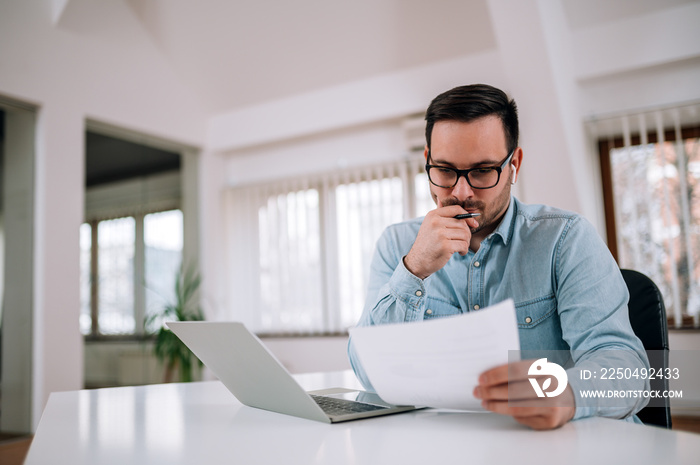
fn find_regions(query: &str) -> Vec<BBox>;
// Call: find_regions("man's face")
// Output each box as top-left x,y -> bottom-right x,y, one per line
426,116 -> 518,239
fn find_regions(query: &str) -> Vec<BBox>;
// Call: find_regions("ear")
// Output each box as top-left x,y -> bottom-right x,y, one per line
424,145 -> 429,162
511,147 -> 523,183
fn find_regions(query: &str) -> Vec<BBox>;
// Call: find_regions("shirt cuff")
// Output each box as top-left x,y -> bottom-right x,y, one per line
388,257 -> 427,322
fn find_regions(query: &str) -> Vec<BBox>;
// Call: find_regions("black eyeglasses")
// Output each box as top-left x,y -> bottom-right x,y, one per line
425,150 -> 515,189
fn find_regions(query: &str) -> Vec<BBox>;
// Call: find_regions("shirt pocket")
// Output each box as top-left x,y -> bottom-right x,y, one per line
515,295 -> 556,328
423,296 -> 462,320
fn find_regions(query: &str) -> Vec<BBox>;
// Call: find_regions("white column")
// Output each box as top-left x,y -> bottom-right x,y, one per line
195,149 -> 227,321
32,101 -> 84,430
487,0 -> 601,228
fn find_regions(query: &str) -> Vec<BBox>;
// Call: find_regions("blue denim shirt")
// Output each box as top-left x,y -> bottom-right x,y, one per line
348,196 -> 649,422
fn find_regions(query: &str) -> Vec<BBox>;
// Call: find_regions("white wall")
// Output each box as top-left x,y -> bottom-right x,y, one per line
84,340 -> 166,388
1,0 -> 699,431
0,0 -> 206,430
84,336 -> 351,389
669,333 -> 700,415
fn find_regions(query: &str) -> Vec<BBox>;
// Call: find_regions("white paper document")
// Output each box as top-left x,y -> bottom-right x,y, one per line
349,299 -> 520,410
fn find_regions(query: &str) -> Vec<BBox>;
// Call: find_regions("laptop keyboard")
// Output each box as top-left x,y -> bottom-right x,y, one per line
310,395 -> 388,416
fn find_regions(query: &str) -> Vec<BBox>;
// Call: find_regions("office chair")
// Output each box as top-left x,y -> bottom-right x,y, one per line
620,269 -> 672,429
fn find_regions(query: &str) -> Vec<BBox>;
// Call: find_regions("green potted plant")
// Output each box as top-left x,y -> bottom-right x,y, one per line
147,263 -> 204,383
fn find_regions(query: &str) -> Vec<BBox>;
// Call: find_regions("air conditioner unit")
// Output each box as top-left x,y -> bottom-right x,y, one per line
402,114 -> 426,152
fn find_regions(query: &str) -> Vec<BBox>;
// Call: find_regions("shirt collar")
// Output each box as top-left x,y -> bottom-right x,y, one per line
490,195 -> 517,246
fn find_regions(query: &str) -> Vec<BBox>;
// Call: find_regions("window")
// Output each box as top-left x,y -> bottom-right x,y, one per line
595,103 -> 700,329
81,209 -> 183,337
80,223 -> 93,334
335,176 -> 404,329
97,216 -> 136,334
225,157 -> 431,335
258,188 -> 323,332
144,210 -> 184,333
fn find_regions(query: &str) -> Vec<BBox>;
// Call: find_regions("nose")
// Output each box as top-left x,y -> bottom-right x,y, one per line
451,174 -> 475,199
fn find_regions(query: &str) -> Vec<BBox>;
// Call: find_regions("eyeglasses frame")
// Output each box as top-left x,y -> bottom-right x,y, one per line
425,149 -> 516,189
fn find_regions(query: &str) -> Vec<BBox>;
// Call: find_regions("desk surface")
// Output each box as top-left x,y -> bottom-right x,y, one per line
26,371 -> 700,465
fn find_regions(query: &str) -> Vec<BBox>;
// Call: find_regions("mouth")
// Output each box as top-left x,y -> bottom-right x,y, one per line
442,198 -> 483,209
463,204 -> 484,214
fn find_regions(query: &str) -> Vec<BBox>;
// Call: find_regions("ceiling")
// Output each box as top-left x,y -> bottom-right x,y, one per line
58,0 -> 696,115
65,0 -> 696,184
122,0 -> 497,113
85,132 -> 180,187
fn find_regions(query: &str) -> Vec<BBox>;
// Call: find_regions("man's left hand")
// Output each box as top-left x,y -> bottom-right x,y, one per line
473,360 -> 576,430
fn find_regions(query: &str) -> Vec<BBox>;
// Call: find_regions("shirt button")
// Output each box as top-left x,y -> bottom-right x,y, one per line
474,261 -> 480,267
426,309 -> 433,315
415,290 -> 423,297
474,305 -> 480,310
525,317 -> 532,324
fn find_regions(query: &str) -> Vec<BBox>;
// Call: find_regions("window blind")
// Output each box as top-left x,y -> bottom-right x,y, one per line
224,155 -> 429,334
592,102 -> 700,328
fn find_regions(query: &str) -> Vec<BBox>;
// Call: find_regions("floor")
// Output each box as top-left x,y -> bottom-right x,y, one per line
673,415 -> 700,434
0,417 -> 698,465
0,434 -> 32,465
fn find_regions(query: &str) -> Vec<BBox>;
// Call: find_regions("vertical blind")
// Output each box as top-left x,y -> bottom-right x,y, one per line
224,155 -> 430,334
592,102 -> 700,328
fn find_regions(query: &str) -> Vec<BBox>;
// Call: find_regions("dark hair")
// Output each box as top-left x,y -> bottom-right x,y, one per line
425,84 -> 519,153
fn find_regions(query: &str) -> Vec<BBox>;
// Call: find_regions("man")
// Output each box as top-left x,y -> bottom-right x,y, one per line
348,84 -> 649,430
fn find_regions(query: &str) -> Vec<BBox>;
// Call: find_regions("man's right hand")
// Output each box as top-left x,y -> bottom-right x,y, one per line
403,200 -> 479,280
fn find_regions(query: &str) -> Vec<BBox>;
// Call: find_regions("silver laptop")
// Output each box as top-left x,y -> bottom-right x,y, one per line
166,321 -> 418,423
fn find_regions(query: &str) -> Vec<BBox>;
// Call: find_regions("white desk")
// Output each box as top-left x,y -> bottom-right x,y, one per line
26,371 -> 700,465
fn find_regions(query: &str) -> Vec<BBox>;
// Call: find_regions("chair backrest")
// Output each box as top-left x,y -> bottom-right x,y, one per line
620,269 -> 672,429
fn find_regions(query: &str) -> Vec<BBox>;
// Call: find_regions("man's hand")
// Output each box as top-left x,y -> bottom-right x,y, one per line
403,200 -> 479,280
474,360 -> 576,430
